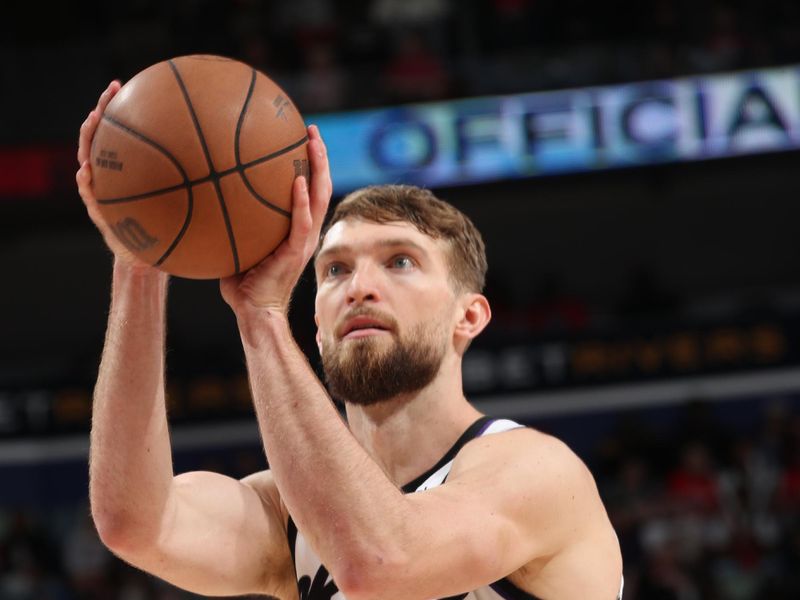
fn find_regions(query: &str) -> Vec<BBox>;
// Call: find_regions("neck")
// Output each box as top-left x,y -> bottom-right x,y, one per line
345,355 -> 482,487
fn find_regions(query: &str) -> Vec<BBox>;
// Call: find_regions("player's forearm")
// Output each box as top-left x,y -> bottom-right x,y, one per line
237,309 -> 409,582
89,261 -> 174,547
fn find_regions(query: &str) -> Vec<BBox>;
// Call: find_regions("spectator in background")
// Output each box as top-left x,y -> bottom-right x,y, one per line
766,525 -> 800,599
270,0 -> 338,42
265,0 -> 341,76
643,441 -> 729,579
226,1 -> 273,73
370,0 -> 451,27
710,524 -> 772,600
527,272 -> 589,334
370,0 -> 452,52
667,442 -> 721,515
700,4 -> 745,71
675,400 -> 731,462
381,31 -> 451,102
483,0 -> 536,52
718,436 -> 781,548
167,0 -> 236,58
297,43 -> 347,112
775,415 -> 800,515
0,511 -> 66,600
603,456 -> 668,593
636,537 -> 702,600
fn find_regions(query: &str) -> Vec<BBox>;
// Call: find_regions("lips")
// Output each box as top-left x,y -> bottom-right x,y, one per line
338,313 -> 394,339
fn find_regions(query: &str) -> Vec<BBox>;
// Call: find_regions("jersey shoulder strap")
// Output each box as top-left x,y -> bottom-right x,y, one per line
401,416 -> 525,493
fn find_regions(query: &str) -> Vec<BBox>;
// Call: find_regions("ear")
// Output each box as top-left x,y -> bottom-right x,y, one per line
453,293 -> 491,353
314,313 -> 323,354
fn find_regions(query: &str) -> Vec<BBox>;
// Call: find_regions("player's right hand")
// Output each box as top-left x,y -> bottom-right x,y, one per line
76,81 -> 156,273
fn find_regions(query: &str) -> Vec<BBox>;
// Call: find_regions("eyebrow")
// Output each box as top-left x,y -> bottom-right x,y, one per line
315,238 -> 430,266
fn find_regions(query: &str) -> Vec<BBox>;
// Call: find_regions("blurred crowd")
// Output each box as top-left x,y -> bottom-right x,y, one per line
485,265 -> 793,340
599,399 -> 800,599
132,0 -> 800,112
1,396 -> 799,599
11,0 -> 800,117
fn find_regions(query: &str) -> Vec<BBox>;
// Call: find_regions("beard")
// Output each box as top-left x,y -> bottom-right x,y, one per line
321,316 -> 448,406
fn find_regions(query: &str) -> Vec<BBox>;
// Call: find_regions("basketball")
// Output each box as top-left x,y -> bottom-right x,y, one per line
89,54 -> 308,279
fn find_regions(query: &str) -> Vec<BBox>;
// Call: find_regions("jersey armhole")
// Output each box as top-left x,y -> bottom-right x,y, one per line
287,516 -> 298,572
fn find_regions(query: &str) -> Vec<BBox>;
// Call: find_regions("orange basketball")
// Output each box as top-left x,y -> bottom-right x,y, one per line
89,55 -> 308,279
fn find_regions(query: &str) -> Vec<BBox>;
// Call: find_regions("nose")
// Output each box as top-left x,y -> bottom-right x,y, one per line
346,262 -> 382,305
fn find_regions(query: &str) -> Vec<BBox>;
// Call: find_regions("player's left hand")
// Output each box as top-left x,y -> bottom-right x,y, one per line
220,124 -> 332,317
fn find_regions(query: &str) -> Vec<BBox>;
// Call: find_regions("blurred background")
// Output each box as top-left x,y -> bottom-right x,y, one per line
2,0 -> 800,598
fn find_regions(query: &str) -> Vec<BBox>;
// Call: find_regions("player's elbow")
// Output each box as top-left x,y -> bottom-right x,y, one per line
333,565 -> 397,600
92,510 -> 133,553
349,532 -> 502,600
91,510 -> 133,553
330,547 -> 412,600
330,562 -> 373,600
90,500 -> 156,557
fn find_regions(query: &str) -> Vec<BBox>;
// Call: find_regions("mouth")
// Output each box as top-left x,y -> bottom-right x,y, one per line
340,315 -> 393,339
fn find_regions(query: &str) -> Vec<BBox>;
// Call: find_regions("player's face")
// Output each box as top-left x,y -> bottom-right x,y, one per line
314,219 -> 458,404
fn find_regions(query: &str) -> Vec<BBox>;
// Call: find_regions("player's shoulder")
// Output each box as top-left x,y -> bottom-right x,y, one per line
457,421 -> 580,466
451,423 -> 596,500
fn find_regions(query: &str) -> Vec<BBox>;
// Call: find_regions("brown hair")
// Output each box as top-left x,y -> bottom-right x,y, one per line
318,185 -> 487,293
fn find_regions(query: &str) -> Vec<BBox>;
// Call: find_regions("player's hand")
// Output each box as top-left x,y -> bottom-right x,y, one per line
76,81 -> 156,274
220,124 -> 332,316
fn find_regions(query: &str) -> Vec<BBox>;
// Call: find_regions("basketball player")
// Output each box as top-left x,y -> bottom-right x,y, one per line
77,81 -> 623,599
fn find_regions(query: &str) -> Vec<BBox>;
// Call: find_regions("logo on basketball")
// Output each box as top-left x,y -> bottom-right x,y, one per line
112,218 -> 158,252
294,159 -> 310,179
273,94 -> 291,120
95,149 -> 124,172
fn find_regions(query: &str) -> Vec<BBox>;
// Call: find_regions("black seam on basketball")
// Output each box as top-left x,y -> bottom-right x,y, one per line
99,115 -> 190,184
96,118 -> 307,210
169,59 -> 240,274
97,182 -> 187,205
97,143 -> 305,205
238,135 -> 308,218
237,134 -> 308,216
209,174 -> 239,273
239,173 -> 291,218
155,186 -> 194,267
97,114 -> 195,267
240,135 -> 308,170
95,114 -> 191,204
168,60 -> 216,175
234,69 -> 257,169
232,69 -> 295,219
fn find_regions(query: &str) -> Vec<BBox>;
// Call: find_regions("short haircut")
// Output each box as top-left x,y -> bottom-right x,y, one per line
317,185 -> 487,293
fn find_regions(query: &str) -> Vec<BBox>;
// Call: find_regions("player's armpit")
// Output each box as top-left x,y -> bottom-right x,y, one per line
109,469 -> 294,598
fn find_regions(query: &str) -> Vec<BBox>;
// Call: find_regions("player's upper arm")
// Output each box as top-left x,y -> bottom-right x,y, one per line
354,429 -> 602,600
112,469 -> 294,597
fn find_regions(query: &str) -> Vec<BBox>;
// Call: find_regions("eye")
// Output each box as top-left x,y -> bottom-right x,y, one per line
325,262 -> 345,278
390,255 -> 415,270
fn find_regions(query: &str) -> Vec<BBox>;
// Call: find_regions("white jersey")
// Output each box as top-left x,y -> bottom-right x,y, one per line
287,416 -> 621,600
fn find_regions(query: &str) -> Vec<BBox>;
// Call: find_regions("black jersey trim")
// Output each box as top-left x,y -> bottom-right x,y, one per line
401,416 -> 494,493
489,577 -> 543,600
